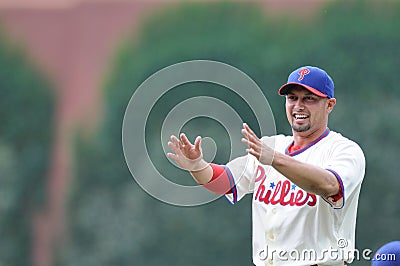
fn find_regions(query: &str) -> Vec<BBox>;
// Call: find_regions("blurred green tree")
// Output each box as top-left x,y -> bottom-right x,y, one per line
62,1 -> 400,266
0,31 -> 54,265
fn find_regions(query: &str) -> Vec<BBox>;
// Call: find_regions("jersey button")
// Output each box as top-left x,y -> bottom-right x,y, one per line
267,231 -> 275,241
268,232 -> 275,241
271,208 -> 277,214
268,258 -> 273,265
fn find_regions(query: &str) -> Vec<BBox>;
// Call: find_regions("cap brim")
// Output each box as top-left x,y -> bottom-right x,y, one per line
278,82 -> 328,98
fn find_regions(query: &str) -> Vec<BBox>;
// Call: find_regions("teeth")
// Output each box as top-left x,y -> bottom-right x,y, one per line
295,114 -> 308,119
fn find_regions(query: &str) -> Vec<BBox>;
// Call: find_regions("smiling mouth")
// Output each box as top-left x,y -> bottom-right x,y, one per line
293,114 -> 309,120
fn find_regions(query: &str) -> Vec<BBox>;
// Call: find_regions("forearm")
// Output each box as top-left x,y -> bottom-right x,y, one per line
189,159 -> 213,185
272,152 -> 339,197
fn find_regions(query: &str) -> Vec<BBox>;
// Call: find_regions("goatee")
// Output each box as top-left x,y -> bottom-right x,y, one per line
292,124 -> 311,132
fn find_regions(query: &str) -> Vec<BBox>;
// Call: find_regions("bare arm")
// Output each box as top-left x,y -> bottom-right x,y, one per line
167,133 -> 213,185
271,153 -> 339,197
241,123 -> 339,197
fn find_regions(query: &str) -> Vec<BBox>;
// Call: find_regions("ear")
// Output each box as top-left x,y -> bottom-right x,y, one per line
327,98 -> 336,114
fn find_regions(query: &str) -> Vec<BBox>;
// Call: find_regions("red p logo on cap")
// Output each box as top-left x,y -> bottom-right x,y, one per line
298,68 -> 310,81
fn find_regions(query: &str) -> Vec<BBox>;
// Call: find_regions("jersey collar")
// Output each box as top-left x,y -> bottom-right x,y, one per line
285,128 -> 330,157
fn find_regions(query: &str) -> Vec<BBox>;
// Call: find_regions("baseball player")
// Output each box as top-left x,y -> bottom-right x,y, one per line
167,66 -> 366,266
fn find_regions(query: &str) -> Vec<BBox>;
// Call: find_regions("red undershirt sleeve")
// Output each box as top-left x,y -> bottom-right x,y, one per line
202,163 -> 233,195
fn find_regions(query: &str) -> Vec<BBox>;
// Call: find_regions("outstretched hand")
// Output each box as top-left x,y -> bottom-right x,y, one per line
241,123 -> 274,165
167,133 -> 206,171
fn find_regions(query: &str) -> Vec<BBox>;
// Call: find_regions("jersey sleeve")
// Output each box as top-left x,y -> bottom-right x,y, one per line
323,140 -> 366,209
224,154 -> 259,204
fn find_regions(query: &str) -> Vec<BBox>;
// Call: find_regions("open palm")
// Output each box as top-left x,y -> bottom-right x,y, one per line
167,133 -> 204,171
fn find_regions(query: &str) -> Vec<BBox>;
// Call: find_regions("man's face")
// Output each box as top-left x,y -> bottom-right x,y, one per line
285,86 -> 336,134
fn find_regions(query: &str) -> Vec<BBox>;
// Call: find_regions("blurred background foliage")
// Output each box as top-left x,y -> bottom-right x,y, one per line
0,32 -> 54,265
60,1 -> 400,265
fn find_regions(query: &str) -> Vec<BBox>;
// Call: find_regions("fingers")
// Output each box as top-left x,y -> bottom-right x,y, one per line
242,123 -> 258,138
241,137 -> 260,152
241,123 -> 262,157
243,123 -> 254,134
169,135 -> 183,154
169,133 -> 196,154
241,123 -> 260,145
246,148 -> 260,159
170,135 -> 181,146
167,152 -> 178,161
180,133 -> 192,146
194,136 -> 202,151
241,128 -> 255,141
168,141 -> 180,155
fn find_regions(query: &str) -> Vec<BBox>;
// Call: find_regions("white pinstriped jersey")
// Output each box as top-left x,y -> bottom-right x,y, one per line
225,129 -> 365,266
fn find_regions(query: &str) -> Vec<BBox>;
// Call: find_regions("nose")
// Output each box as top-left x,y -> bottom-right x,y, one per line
293,98 -> 305,110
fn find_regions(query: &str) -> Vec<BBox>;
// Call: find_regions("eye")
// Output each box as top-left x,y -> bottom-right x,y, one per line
304,96 -> 316,101
287,95 -> 297,101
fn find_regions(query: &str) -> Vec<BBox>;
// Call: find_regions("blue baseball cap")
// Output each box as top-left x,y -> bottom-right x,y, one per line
278,66 -> 334,98
371,241 -> 400,265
